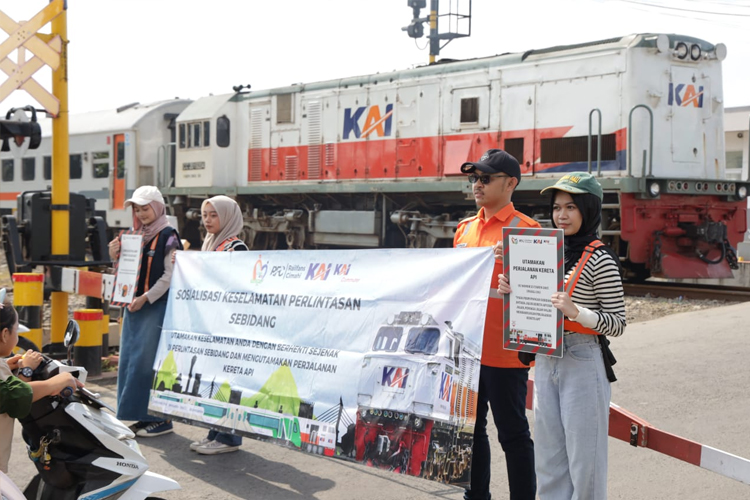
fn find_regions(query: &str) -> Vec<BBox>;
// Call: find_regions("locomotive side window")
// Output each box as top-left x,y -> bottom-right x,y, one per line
43,156 -> 51,180
179,123 -> 186,149
277,94 -> 293,123
373,326 -> 403,352
540,134 -> 616,164
22,158 -> 35,181
1,159 -> 13,182
70,154 -> 82,179
217,115 -> 230,148
192,123 -> 200,148
92,151 -> 109,178
460,97 -> 479,124
179,121 -> 211,149
405,327 -> 440,355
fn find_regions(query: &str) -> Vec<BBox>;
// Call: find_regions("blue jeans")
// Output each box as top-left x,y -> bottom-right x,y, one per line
117,300 -> 168,423
534,333 -> 611,500
465,366 -> 536,500
207,430 -> 242,447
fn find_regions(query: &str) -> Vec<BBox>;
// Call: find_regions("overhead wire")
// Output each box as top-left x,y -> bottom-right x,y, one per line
617,0 -> 750,17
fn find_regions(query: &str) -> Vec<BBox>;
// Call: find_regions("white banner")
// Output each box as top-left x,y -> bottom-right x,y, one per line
149,248 -> 493,484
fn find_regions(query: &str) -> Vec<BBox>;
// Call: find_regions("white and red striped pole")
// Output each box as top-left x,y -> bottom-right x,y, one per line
526,380 -> 750,485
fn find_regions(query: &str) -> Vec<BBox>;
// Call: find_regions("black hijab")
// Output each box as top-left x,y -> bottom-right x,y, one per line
550,191 -> 618,275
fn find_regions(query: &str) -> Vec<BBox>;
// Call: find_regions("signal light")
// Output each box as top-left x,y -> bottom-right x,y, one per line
690,44 -> 702,61
1,106 -> 42,152
404,21 -> 424,38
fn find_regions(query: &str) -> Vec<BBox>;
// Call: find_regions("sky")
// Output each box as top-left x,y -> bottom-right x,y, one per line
1,0 -> 750,115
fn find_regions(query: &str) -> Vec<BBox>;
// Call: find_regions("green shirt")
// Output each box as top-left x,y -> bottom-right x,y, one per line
0,374 -> 32,419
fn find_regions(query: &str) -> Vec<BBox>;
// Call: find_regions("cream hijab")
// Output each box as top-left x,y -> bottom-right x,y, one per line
201,196 -> 244,251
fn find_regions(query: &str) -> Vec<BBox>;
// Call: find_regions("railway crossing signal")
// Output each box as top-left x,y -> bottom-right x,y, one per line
0,0 -> 72,354
0,1 -> 64,116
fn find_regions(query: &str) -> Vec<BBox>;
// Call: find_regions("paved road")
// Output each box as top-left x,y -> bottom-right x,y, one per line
7,302 -> 750,499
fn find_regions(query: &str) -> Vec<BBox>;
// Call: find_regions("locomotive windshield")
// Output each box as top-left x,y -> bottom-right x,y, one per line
373,326 -> 403,352
404,327 -> 440,355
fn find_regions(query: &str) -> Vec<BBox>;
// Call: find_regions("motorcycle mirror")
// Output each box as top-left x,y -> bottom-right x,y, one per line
64,320 -> 80,348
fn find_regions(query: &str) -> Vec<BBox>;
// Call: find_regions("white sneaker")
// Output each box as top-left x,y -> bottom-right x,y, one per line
189,437 -> 212,451
195,440 -> 240,455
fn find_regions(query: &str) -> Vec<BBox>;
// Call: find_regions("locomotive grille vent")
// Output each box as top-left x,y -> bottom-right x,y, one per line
271,148 -> 278,167
250,109 -> 264,181
325,143 -> 335,167
286,156 -> 299,180
308,101 -> 321,179
540,134 -> 616,164
504,138 -> 524,165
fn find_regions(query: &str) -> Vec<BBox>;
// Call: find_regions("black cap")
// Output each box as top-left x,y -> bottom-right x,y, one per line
460,149 -> 521,184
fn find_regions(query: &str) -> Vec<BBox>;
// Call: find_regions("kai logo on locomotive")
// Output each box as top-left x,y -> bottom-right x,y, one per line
668,83 -> 704,108
343,104 -> 394,140
305,263 -> 353,281
382,366 -> 409,390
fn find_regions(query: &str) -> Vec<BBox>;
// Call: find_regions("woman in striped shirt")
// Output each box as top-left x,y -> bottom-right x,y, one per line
499,172 -> 626,499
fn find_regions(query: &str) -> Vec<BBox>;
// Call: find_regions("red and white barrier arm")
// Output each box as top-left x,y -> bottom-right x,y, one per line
525,379 -> 750,485
49,266 -> 115,301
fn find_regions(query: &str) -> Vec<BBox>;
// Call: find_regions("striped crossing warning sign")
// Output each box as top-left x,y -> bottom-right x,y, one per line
49,266 -> 115,301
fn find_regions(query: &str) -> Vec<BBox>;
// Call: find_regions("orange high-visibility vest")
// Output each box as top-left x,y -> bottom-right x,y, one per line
562,240 -> 604,335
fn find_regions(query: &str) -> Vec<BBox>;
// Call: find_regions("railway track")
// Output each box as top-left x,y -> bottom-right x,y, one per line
624,281 -> 750,302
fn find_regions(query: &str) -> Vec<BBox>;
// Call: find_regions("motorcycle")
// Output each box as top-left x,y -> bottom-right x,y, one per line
17,319 -> 180,500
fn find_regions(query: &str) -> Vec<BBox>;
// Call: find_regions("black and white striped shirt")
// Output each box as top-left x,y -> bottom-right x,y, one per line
567,248 -> 626,337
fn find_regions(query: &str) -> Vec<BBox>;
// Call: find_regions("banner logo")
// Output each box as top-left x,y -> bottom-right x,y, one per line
252,255 -> 268,284
668,83 -> 704,108
381,366 -> 409,389
343,104 -> 393,140
305,263 -> 352,281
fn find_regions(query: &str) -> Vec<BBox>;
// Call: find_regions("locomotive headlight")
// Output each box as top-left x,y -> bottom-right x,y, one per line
648,181 -> 661,197
413,417 -> 423,429
690,44 -> 702,61
675,42 -> 689,60
738,186 -> 747,200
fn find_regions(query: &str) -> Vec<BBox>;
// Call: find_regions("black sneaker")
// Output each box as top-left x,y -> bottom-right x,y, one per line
128,421 -> 150,432
135,420 -> 173,437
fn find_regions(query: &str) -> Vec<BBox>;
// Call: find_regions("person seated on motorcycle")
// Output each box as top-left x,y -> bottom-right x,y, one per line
0,295 -> 81,473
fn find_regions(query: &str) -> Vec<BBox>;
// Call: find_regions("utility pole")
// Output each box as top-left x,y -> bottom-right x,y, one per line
402,0 -> 472,64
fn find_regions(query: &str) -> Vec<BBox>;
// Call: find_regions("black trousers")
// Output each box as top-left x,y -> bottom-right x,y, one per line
465,365 -> 536,500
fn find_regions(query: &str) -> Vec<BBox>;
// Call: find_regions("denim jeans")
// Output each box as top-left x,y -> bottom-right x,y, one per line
465,366 -> 536,500
534,333 -> 611,500
207,430 -> 242,447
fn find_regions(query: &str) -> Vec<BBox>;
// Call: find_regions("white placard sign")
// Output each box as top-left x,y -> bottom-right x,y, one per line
111,231 -> 144,306
502,227 -> 564,358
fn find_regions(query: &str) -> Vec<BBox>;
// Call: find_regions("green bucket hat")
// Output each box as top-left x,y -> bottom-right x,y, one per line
540,172 -> 603,200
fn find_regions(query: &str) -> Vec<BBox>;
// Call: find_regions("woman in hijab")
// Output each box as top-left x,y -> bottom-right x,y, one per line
108,185 -> 182,437
498,172 -> 626,499
180,195 -> 249,455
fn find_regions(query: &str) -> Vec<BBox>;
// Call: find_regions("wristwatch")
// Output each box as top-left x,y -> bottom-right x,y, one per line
19,366 -> 33,378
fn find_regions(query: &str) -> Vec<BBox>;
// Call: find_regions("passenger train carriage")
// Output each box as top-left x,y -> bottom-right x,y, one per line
0,99 -> 191,228
2,33 -> 746,280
